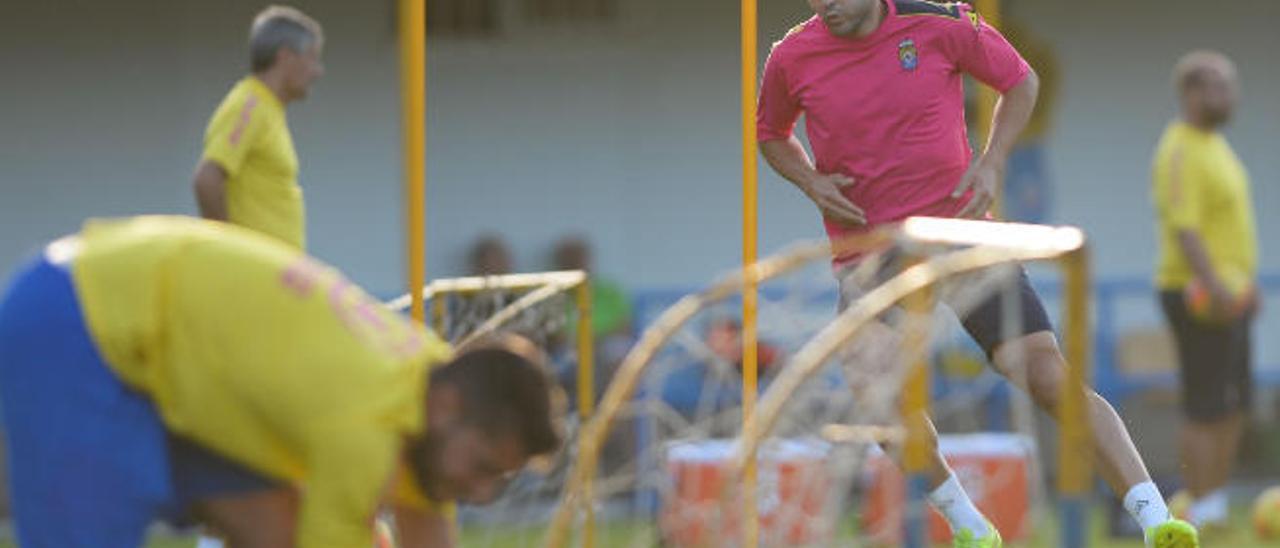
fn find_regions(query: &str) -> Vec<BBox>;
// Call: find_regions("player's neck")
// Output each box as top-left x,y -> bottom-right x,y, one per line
1181,115 -> 1219,134
252,71 -> 293,106
851,0 -> 887,39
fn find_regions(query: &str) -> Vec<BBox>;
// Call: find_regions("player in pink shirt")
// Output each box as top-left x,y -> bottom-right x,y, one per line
758,1 -> 1197,547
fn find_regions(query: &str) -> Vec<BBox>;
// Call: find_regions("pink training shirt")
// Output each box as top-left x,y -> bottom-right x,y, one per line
758,0 -> 1030,264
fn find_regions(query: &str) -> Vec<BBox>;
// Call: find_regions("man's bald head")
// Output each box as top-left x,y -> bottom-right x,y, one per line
1174,50 -> 1238,130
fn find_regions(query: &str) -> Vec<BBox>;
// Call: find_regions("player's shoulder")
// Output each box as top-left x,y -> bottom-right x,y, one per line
770,16 -> 821,54
891,0 -> 980,31
219,78 -> 255,105
1155,124 -> 1211,172
782,17 -> 813,39
211,79 -> 266,121
1161,123 -> 1211,153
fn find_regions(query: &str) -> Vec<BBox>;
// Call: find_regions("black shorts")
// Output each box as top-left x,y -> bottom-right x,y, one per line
1159,290 -> 1254,421
163,433 -> 285,526
836,251 -> 1055,359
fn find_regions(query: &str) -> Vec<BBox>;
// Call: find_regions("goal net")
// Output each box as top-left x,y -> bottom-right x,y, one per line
396,218 -> 1093,548
387,270 -> 595,546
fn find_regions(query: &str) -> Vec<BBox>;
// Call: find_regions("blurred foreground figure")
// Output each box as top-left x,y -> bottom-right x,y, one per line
0,216 -> 559,548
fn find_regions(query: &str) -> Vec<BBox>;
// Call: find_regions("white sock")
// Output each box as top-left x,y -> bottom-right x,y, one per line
1124,481 -> 1171,531
195,537 -> 225,548
928,474 -> 989,537
1188,489 -> 1229,525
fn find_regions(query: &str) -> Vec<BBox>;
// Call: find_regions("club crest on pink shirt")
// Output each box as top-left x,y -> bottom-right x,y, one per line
898,38 -> 918,71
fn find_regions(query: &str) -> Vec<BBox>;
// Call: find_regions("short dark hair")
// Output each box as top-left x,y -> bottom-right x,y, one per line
249,6 -> 324,73
430,338 -> 561,456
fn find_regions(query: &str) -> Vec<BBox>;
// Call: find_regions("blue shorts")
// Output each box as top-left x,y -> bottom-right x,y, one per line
0,254 -> 278,547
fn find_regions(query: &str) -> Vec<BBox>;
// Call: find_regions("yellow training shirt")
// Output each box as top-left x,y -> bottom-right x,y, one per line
1152,121 -> 1258,291
70,216 -> 450,547
202,77 -> 306,249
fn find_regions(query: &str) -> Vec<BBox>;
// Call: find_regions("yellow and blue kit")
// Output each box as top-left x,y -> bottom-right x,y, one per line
0,216 -> 450,547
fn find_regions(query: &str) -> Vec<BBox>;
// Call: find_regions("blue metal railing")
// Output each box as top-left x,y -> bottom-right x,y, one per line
616,271 -> 1278,522
628,272 -> 1280,405
1072,273 -> 1279,402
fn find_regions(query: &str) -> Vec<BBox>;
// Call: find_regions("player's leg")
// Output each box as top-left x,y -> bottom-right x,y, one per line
845,321 -> 953,486
167,433 -> 296,546
1207,314 -> 1251,509
1164,290 -> 1219,501
1211,415 -> 1245,490
1175,412 -> 1239,528
989,332 -> 1148,495
837,261 -> 995,543
1160,290 -> 1250,527
169,430 -> 397,546
992,335 -> 1198,545
992,331 -> 1190,528
191,488 -> 299,547
0,253 -> 174,547
958,268 -> 1195,545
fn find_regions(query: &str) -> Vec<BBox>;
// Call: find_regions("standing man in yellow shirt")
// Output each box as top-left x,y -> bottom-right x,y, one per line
193,5 -> 324,250
0,216 -> 561,547
1152,50 -> 1260,530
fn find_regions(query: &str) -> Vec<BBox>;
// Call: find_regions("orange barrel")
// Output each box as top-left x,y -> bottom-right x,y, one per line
862,433 -> 1032,544
660,439 -> 832,547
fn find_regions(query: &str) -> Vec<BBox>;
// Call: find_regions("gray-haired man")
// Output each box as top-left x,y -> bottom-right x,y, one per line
192,5 -> 324,250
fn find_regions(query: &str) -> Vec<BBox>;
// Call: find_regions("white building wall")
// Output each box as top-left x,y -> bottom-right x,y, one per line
1,0 -> 1276,294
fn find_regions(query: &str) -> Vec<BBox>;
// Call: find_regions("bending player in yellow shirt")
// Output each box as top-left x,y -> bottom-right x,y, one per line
0,216 -> 560,547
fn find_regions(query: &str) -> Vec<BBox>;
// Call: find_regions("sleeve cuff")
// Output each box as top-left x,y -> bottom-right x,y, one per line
756,125 -> 793,142
201,152 -> 238,178
993,63 -> 1032,95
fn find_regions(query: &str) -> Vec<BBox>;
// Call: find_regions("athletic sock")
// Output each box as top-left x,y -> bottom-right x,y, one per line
928,474 -> 989,537
1124,481 -> 1172,531
1189,488 -> 1229,525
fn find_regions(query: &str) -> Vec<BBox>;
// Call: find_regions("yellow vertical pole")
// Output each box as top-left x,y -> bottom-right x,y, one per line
900,285 -> 933,548
1059,249 -> 1093,548
400,0 -> 427,323
431,295 -> 447,334
575,281 -> 596,548
973,0 -> 1002,217
740,0 -> 759,545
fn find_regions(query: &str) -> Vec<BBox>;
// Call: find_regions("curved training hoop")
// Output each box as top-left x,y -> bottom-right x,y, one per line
543,231 -> 894,548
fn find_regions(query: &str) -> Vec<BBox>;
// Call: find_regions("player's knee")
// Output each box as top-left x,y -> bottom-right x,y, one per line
1024,358 -> 1064,409
995,334 -> 1068,408
1026,351 -> 1067,409
1004,344 -> 1067,412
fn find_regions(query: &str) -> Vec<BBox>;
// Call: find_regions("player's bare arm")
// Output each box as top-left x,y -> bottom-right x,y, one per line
1176,229 -> 1256,320
193,160 -> 230,221
760,136 -> 866,226
954,70 -> 1041,218
192,488 -> 299,546
394,504 -> 457,548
